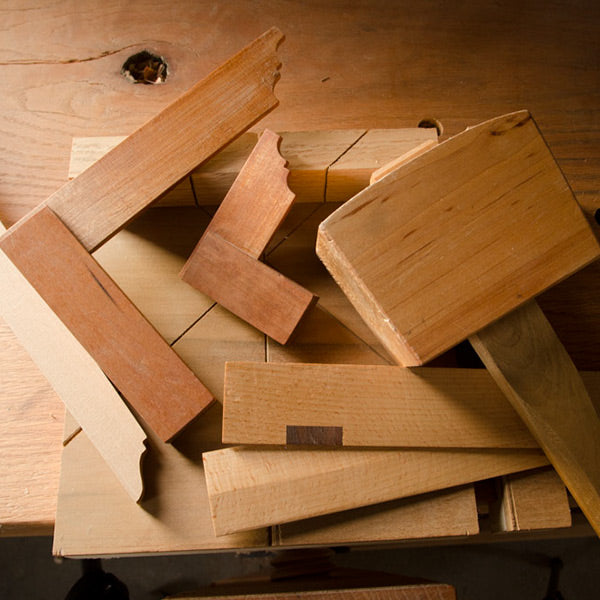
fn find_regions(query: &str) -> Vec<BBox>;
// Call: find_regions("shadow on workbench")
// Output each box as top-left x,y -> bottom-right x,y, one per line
1,535 -> 599,600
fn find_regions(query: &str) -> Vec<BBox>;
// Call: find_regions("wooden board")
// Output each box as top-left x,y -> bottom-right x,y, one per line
222,362 -> 536,448
0,206 -> 213,442
492,467 -> 572,532
181,231 -> 317,345
316,111 -> 600,366
203,445 -> 548,536
274,486 -> 479,546
470,300 -> 600,535
40,27 -> 283,252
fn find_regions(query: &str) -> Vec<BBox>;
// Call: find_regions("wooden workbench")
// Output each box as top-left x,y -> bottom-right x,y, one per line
1,1 -> 599,549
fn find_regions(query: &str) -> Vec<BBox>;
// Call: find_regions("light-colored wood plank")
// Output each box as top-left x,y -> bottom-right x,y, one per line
203,445 -> 548,536
202,129 -> 295,258
369,139 -> 439,184
326,128 -> 438,202
274,486 -> 479,546
470,300 -> 600,536
181,231 -> 317,345
223,362 -> 535,448
53,404 -> 268,558
0,219 -> 147,502
316,111 -> 600,366
166,584 -> 457,600
493,467 -> 572,532
42,27 -> 283,252
0,316 -> 63,536
0,206 -> 213,442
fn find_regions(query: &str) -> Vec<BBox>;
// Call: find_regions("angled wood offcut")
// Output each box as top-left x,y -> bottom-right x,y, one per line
0,206 -> 212,442
0,221 -> 146,502
203,444 -> 548,536
181,130 -> 317,344
317,110 -> 600,535
44,27 -> 284,252
223,362 -> 537,449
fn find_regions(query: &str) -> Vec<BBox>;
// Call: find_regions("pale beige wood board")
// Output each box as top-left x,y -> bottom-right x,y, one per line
274,486 -> 479,546
53,403 -> 267,558
326,128 -> 438,202
316,111 -> 600,366
493,467 -> 572,532
0,317 -> 63,536
203,445 -> 548,535
44,27 -> 283,252
0,220 -> 147,502
223,362 -> 536,448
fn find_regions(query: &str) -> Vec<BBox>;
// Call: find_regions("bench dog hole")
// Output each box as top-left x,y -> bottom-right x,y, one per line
121,50 -> 167,84
418,117 -> 444,137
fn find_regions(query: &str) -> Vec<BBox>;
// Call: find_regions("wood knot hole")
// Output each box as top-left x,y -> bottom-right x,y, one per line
121,51 -> 167,84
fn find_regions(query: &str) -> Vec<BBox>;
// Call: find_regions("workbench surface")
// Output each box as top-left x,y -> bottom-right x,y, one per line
1,1 -> 598,549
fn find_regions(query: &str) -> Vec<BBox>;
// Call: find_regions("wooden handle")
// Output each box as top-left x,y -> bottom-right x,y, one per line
470,300 -> 600,536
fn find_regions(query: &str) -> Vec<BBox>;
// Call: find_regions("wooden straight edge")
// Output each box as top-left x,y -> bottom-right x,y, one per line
222,362 -> 537,448
492,467 -> 572,532
0,206 -> 214,442
68,129 -> 437,206
203,445 -> 548,536
43,27 -> 283,252
0,221 -> 146,502
470,300 -> 600,537
205,129 -> 295,258
273,485 -> 479,547
181,231 -> 317,345
164,584 -> 457,600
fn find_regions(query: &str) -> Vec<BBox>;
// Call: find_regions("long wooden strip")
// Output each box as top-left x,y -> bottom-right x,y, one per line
203,445 -> 548,535
223,362 -> 536,448
0,221 -> 147,502
470,300 -> 600,536
204,129 -> 295,257
0,206 -> 213,442
181,231 -> 317,345
44,27 -> 283,252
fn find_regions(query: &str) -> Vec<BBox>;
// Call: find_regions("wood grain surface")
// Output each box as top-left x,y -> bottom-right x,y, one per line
317,111 -> 600,366
222,362 -> 536,448
0,206 -> 213,442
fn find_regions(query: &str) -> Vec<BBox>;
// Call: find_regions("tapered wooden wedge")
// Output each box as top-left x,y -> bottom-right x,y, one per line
0,206 -> 212,442
181,129 -> 317,344
316,110 -> 600,535
0,221 -> 146,502
223,362 -> 537,448
203,445 -> 547,536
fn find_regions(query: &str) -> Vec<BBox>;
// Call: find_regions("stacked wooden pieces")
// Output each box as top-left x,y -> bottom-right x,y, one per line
316,111 -> 600,535
180,130 -> 318,344
68,128 -> 439,206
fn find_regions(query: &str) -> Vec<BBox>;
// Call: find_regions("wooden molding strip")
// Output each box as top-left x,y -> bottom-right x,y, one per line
43,27 -> 283,252
182,231 -> 317,345
203,445 -> 548,535
180,130 -> 318,344
0,206 -> 213,442
0,221 -> 147,502
68,128 -> 438,207
223,362 -> 537,448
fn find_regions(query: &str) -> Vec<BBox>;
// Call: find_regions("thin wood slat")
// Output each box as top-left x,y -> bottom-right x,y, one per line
43,27 -> 283,252
180,130 -> 317,344
203,445 -> 548,536
0,206 -> 213,442
492,467 -> 572,532
223,362 -> 536,448
470,300 -> 600,535
182,231 -> 317,344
